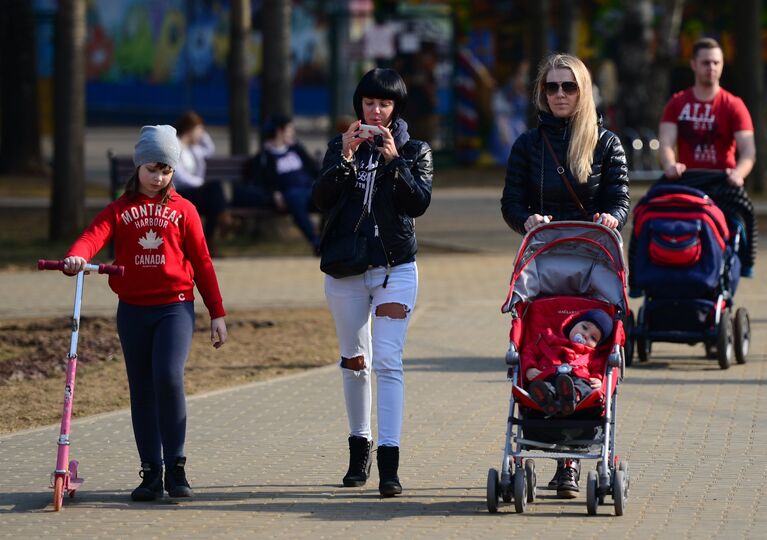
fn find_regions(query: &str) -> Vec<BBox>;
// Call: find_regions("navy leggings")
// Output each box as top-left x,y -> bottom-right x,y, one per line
116,301 -> 195,465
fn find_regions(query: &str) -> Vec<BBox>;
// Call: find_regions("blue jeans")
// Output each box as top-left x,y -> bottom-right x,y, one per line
282,187 -> 319,248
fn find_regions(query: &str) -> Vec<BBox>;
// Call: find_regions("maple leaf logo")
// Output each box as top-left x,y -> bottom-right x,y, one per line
138,229 -> 163,250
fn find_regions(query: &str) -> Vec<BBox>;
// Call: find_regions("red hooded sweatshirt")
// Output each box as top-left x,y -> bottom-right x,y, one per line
521,313 -> 605,382
66,190 -> 225,319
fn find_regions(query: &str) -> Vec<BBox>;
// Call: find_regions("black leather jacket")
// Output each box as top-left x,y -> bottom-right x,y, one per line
501,112 -> 630,234
313,121 -> 433,268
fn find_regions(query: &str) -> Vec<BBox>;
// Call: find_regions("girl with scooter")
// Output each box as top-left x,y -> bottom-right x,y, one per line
63,125 -> 228,501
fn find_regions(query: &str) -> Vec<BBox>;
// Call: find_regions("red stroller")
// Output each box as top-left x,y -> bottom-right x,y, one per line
486,222 -> 630,516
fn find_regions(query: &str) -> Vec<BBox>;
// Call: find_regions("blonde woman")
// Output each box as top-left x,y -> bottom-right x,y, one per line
500,53 -> 630,499
501,53 -> 629,234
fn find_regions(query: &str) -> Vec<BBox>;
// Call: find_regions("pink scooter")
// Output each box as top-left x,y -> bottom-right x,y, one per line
38,259 -> 124,511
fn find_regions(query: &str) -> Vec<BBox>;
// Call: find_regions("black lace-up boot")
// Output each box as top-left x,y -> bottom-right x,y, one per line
343,436 -> 373,487
165,456 -> 193,498
548,459 -> 565,489
131,462 -> 163,501
377,445 -> 402,497
557,459 -> 581,499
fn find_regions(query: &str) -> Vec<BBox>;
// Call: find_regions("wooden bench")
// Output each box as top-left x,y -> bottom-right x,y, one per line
107,150 -> 279,230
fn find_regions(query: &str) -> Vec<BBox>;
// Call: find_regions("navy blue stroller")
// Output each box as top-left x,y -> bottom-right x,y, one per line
627,171 -> 751,369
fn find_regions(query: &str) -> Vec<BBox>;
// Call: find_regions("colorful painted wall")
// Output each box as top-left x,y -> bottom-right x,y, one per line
34,0 -> 330,124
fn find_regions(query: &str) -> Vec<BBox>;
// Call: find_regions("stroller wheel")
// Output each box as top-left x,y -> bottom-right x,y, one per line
637,336 -> 651,363
624,312 -> 635,367
717,313 -> 733,369
618,460 -> 630,493
596,461 -> 607,504
486,468 -> 500,513
734,308 -> 750,364
513,468 -> 527,513
502,480 -> 512,503
586,470 -> 598,515
636,307 -> 651,362
524,459 -> 536,502
613,469 -> 627,516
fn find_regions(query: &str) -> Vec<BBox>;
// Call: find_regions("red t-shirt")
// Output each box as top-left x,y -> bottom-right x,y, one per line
661,87 -> 753,170
66,190 -> 225,318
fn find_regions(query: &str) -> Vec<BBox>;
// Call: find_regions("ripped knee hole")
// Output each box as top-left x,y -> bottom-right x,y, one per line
374,302 -> 410,319
341,355 -> 366,371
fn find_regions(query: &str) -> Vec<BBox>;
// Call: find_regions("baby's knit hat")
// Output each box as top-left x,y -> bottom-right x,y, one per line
566,309 -> 614,345
133,125 -> 180,170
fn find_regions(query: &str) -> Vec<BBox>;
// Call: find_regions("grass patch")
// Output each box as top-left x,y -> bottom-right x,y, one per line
0,173 -> 109,198
437,164 -> 506,189
0,307 -> 338,434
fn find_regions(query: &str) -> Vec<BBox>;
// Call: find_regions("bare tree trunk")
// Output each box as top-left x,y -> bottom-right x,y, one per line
229,0 -> 251,155
328,2 -> 351,140
261,0 -> 292,140
527,0 -> 549,127
558,0 -> 580,55
50,0 -> 86,241
732,0 -> 764,193
615,0 -> 654,132
647,0 -> 685,133
0,0 -> 44,174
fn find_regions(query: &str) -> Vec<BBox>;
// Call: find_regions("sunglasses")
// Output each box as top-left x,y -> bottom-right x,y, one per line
544,81 -> 579,96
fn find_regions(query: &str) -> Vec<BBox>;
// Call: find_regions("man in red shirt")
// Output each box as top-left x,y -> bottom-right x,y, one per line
659,37 -> 755,187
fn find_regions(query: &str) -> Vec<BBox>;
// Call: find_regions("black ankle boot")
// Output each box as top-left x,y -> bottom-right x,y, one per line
548,459 -> 565,489
377,445 -> 402,497
165,456 -> 193,498
131,462 -> 163,501
557,459 -> 581,499
343,436 -> 373,487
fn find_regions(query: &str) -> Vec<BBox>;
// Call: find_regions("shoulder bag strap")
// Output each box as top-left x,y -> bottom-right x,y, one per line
541,131 -> 589,219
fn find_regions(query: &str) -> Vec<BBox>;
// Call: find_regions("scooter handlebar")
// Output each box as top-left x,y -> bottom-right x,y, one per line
96,263 -> 125,276
37,259 -> 125,276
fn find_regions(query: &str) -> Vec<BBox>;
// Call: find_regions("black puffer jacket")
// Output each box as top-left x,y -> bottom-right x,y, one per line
313,119 -> 433,268
501,112 -> 630,234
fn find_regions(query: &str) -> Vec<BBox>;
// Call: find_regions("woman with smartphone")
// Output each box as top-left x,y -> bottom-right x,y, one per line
312,68 -> 433,497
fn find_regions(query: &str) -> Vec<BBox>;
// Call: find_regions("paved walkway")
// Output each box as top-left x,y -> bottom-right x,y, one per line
1,190 -> 766,538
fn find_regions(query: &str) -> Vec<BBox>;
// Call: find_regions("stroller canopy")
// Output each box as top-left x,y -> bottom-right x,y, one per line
503,222 -> 628,314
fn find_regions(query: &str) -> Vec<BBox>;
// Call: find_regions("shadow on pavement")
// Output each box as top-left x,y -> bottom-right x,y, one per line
0,491 -> 51,513
406,356 -> 505,373
0,484 -> 617,519
23,484 -> 602,519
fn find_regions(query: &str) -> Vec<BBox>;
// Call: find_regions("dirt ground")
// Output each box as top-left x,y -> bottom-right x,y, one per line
0,307 -> 338,434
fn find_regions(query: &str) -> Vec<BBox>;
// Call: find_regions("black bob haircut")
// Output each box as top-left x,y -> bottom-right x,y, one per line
352,68 -> 408,123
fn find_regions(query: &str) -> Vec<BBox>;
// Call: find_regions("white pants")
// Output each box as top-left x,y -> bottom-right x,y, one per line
324,262 -> 418,447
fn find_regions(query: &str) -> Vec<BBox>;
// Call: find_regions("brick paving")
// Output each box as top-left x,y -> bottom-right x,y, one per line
1,189 -> 766,539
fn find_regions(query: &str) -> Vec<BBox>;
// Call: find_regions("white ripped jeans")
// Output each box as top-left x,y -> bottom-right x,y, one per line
324,262 -> 418,447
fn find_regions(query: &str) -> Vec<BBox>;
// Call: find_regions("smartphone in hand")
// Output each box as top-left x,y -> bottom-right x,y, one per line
357,124 -> 384,139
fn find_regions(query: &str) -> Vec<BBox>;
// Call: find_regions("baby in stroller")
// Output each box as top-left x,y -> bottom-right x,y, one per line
486,221 -> 629,515
524,309 -> 613,417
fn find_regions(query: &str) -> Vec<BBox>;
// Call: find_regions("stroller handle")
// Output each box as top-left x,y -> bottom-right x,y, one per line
38,259 -> 125,276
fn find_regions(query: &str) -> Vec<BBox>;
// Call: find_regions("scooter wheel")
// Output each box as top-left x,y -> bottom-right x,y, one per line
53,476 -> 64,511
